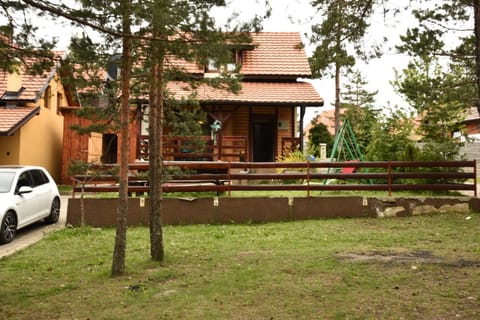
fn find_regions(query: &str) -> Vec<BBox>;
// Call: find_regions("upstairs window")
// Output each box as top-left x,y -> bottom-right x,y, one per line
206,49 -> 240,73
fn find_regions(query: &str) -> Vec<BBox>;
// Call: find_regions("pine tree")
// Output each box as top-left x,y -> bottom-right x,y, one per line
309,0 -> 381,133
341,70 -> 379,155
397,0 -> 480,104
395,0 -> 478,160
136,0 -> 266,261
7,0 -> 267,266
0,1 -> 57,74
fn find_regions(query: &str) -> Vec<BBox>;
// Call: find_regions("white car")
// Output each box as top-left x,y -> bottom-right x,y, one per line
0,166 -> 60,244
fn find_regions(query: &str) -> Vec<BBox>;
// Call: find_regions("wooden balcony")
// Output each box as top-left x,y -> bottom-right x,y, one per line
138,135 -> 247,162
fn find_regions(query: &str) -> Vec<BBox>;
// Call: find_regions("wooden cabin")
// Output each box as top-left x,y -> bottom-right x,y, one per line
61,32 -> 324,183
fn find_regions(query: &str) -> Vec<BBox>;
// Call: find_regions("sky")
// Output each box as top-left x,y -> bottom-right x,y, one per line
8,0 -> 416,123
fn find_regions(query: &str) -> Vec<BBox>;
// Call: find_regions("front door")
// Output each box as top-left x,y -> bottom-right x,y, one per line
252,116 -> 276,162
102,134 -> 118,164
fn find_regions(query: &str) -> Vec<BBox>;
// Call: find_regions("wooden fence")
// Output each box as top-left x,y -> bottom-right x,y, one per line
71,160 -> 477,198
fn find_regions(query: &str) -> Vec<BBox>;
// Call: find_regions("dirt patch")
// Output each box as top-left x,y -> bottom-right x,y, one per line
337,250 -> 480,267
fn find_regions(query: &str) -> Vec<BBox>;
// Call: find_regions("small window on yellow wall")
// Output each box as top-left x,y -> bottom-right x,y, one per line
44,86 -> 51,109
56,92 -> 62,115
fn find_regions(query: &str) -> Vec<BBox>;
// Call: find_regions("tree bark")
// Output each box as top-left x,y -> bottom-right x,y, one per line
150,58 -> 165,262
474,0 -> 480,100
111,0 -> 131,276
334,0 -> 344,134
148,25 -> 165,262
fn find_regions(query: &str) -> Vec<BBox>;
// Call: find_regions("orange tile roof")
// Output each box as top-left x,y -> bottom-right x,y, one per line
165,32 -> 312,77
0,48 -> 63,134
241,32 -> 312,77
464,106 -> 480,122
166,55 -> 204,74
168,81 -> 323,106
0,106 -> 40,135
0,51 -> 64,101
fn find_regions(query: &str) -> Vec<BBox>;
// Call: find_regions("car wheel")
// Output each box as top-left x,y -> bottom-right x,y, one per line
45,197 -> 60,224
0,211 -> 17,244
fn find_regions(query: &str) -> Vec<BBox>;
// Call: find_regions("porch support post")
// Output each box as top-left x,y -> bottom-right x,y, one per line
299,105 -> 306,152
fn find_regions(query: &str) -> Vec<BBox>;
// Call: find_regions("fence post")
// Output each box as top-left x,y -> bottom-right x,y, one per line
388,160 -> 392,197
71,178 -> 76,199
227,161 -> 231,197
306,160 -> 310,197
475,160 -> 477,198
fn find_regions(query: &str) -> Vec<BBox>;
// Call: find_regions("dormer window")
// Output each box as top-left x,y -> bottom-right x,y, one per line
206,49 -> 240,73
207,58 -> 219,72
1,87 -> 25,101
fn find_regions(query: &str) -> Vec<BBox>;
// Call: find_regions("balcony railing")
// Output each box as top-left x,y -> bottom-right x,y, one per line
138,135 -> 247,162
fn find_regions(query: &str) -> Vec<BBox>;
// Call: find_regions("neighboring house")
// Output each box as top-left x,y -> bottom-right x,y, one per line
61,32 -> 324,183
460,106 -> 480,141
304,108 -> 336,140
0,51 -> 67,182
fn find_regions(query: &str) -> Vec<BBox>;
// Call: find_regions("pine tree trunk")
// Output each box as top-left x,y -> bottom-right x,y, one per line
334,0 -> 344,134
151,60 -> 165,261
474,0 -> 480,100
111,0 -> 131,276
149,55 -> 159,260
149,27 -> 165,262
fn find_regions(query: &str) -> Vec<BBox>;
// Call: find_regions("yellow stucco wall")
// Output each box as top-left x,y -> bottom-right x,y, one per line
0,132 -> 20,164
9,74 -> 65,182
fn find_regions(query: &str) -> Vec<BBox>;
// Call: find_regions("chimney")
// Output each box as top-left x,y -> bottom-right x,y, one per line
7,61 -> 22,92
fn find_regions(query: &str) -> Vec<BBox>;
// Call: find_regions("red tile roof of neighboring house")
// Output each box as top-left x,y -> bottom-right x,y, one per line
0,106 -> 40,136
168,81 -> 323,106
304,109 -> 338,139
0,48 -> 64,134
0,51 -> 64,102
464,106 -> 480,122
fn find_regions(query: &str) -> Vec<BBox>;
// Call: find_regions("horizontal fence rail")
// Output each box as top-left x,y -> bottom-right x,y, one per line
71,160 -> 477,198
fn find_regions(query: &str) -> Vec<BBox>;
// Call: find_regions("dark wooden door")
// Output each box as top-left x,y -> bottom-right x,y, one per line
252,117 -> 275,162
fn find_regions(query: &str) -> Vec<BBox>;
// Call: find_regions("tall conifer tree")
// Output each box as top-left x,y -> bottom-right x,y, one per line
309,0 -> 379,133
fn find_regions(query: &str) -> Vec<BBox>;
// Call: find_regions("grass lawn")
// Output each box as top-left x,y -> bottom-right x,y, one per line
0,212 -> 479,319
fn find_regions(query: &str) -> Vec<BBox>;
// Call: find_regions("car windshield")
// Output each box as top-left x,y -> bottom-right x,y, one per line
0,172 -> 15,193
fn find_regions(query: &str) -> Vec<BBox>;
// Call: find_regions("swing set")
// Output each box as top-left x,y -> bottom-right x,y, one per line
325,117 -> 369,183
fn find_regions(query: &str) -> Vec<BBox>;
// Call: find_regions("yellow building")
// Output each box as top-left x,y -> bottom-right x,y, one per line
0,52 -> 67,182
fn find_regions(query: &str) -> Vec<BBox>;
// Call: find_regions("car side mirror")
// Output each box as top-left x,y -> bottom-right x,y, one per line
18,186 -> 33,194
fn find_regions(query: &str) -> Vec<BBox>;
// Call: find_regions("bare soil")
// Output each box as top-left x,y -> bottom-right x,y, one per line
337,250 -> 480,268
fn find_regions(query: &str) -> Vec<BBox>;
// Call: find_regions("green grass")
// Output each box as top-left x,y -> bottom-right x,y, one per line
2,213 -> 479,319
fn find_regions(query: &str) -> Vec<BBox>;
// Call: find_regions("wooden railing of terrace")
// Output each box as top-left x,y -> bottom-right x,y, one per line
71,160 -> 477,198
137,135 -> 247,162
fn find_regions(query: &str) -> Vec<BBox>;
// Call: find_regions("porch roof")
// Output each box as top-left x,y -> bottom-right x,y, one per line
0,106 -> 40,136
168,81 -> 324,107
